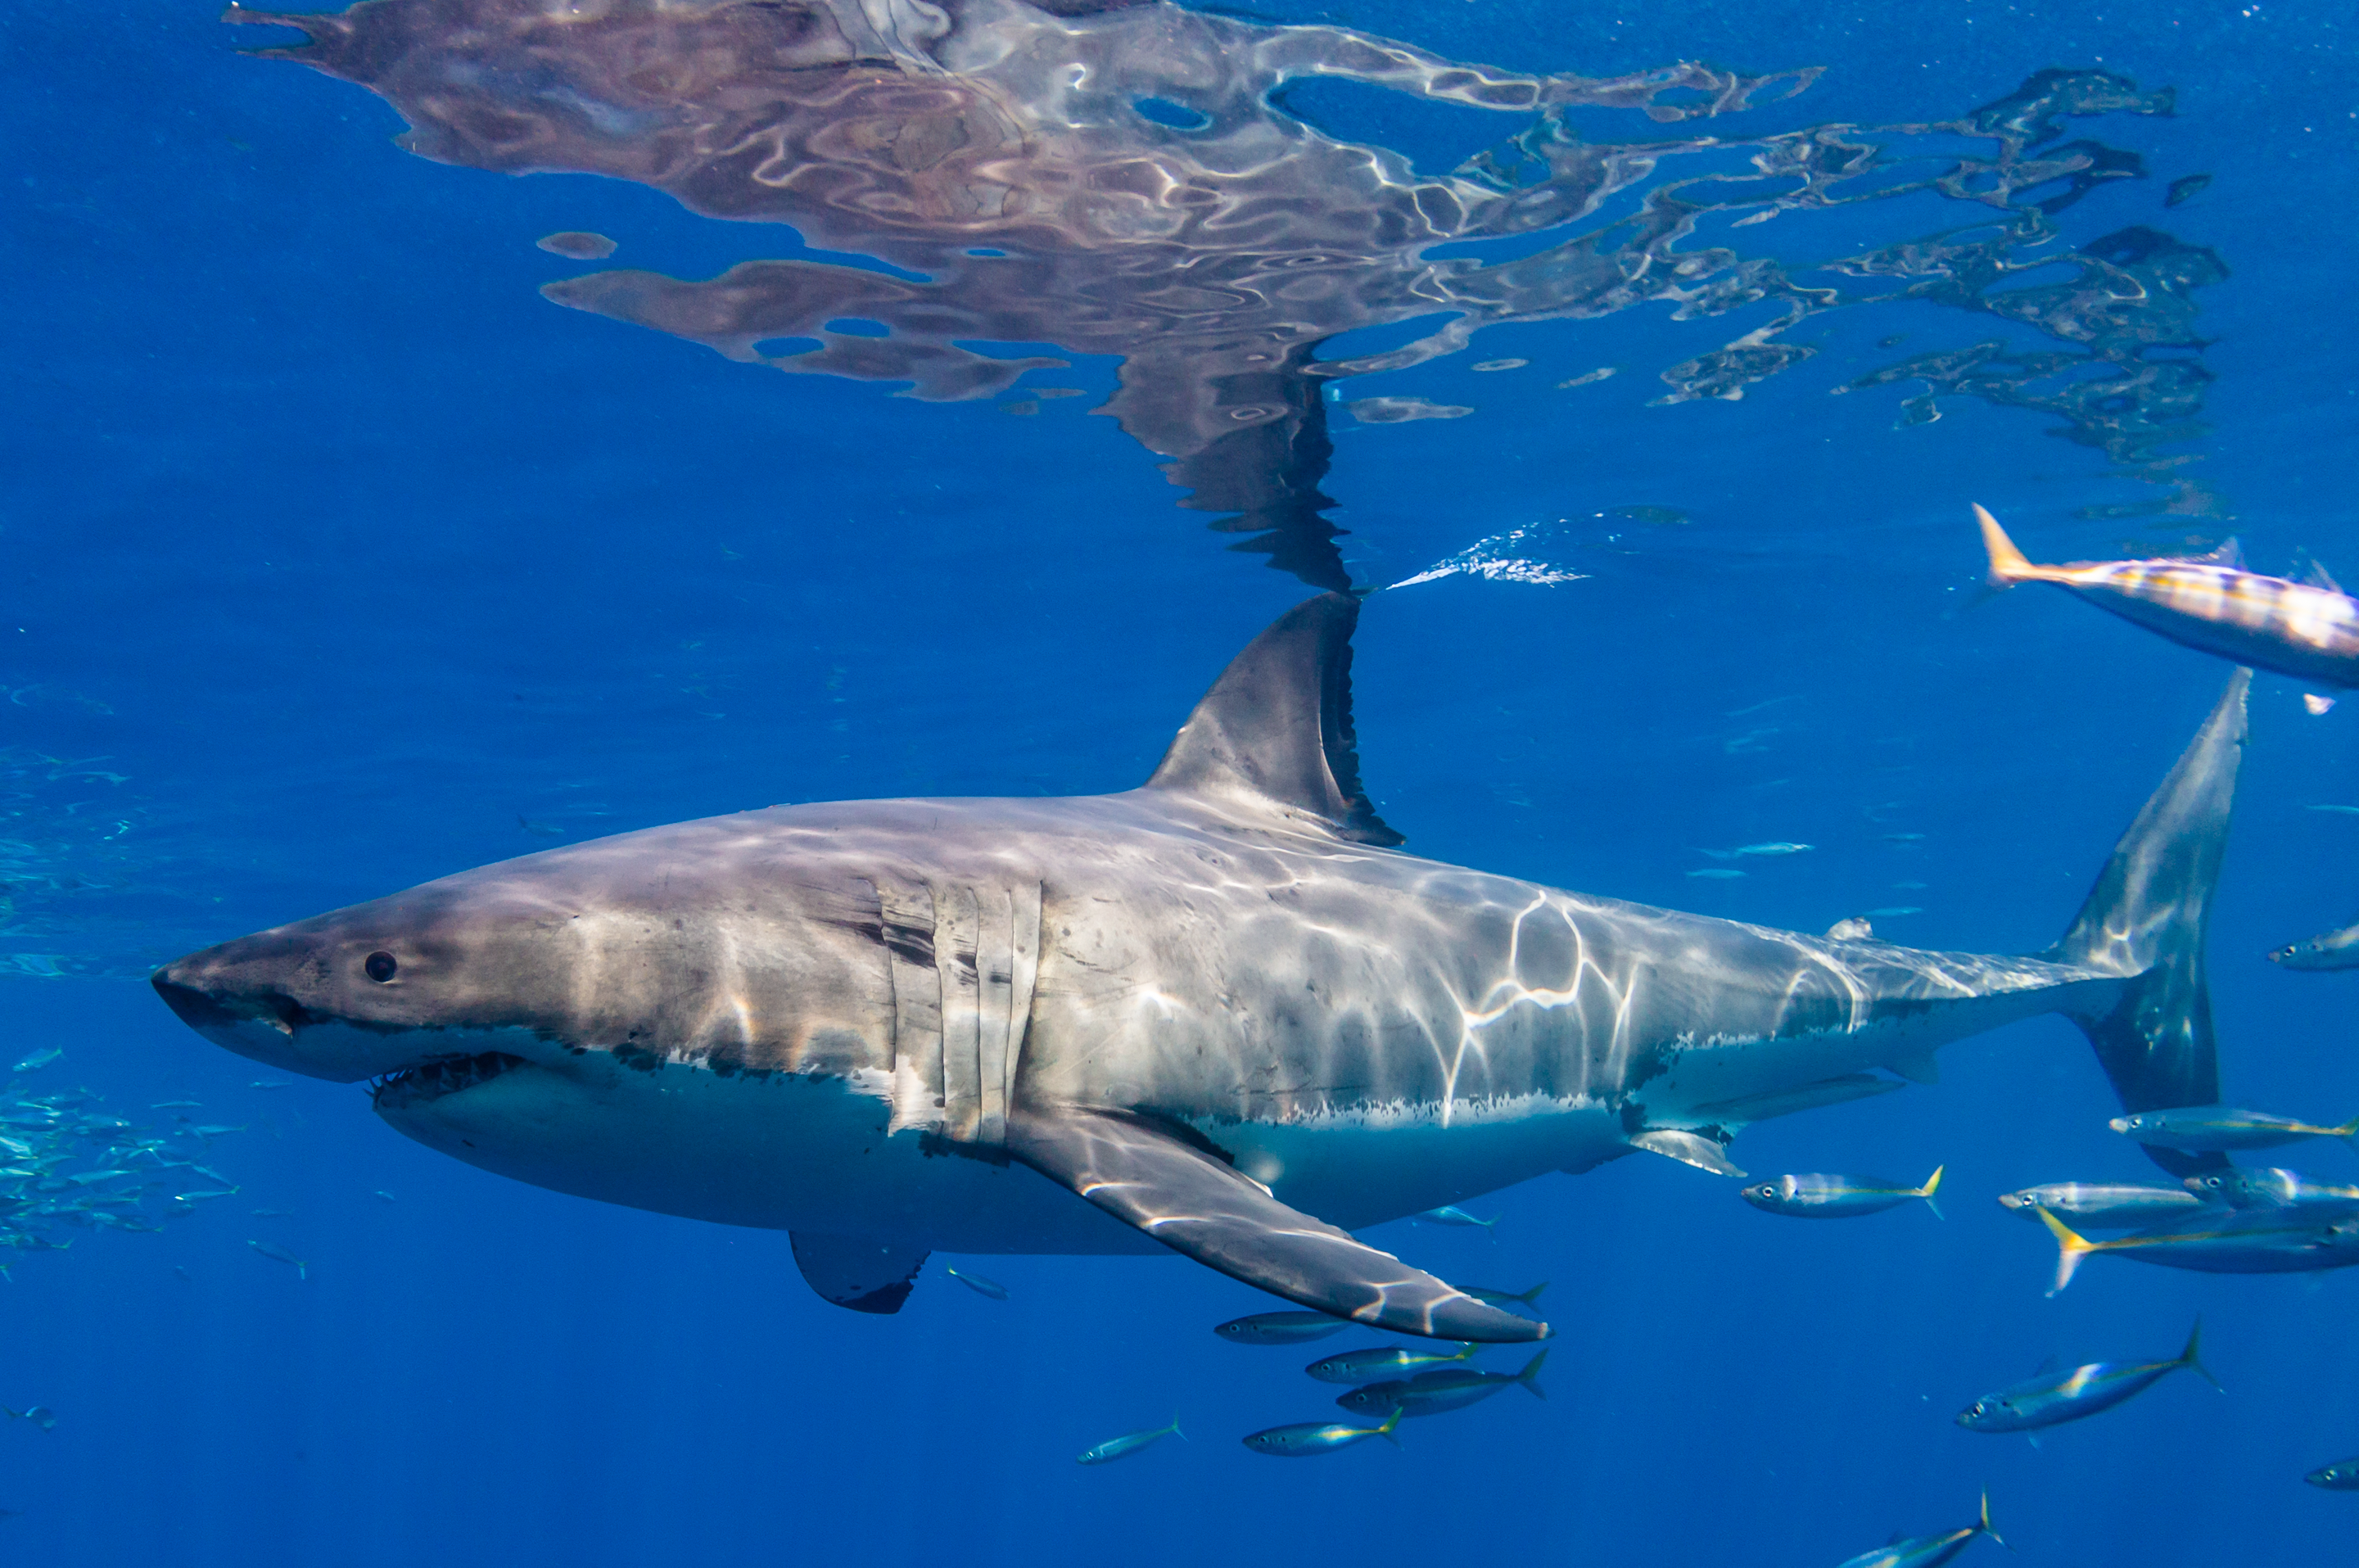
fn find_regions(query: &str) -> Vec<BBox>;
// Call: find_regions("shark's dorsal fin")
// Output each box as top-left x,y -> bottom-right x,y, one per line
2305,559 -> 2346,594
2185,536 -> 2243,569
1145,594 -> 1403,846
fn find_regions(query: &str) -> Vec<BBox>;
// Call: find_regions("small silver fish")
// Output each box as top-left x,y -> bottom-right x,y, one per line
147,1100 -> 201,1110
247,1080 -> 290,1091
1733,841 -> 1812,856
1836,1494 -> 2004,1568
1742,1168 -> 1943,1219
2307,1456 -> 2359,1490
1686,868 -> 1747,879
1998,1182 -> 2203,1228
169,1189 -> 239,1204
1304,1343 -> 1478,1385
2111,1106 -> 2359,1152
8,1051 -> 60,1075
944,1266 -> 1008,1300
2269,922 -> 2359,971
1956,1319 -> 2217,1433
2,1407 -> 56,1431
247,1240 -> 308,1279
373,1191 -> 396,1203
1213,1311 -> 1349,1345
1075,1416 -> 1183,1466
1335,1350 -> 1546,1419
1414,1205 -> 1495,1231
249,1209 -> 295,1218
1241,1407 -> 1401,1457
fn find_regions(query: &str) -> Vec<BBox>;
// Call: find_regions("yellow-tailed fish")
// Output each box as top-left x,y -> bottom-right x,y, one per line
1835,1493 -> 2005,1568
1956,1318 -> 2218,1433
1978,504 -> 2359,689
1742,1167 -> 1943,1218
2035,1204 -> 2359,1294
1241,1406 -> 1402,1457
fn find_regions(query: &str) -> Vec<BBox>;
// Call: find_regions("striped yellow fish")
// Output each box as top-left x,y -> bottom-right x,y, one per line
1977,504 -> 2359,689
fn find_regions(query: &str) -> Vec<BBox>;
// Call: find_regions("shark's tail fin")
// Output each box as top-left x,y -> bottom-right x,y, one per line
2046,668 -> 2248,1180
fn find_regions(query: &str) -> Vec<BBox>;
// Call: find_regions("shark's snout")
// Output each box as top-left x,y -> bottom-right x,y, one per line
151,941 -> 426,1084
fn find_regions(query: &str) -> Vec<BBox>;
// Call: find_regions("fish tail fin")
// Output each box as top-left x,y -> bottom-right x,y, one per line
1377,1407 -> 1403,1446
1452,1341 -> 1480,1362
2046,669 -> 2248,1183
2338,1117 -> 2359,1145
1518,1349 -> 1548,1399
1172,1415 -> 1187,1441
2180,1317 -> 2223,1391
1521,1281 -> 1548,1306
2036,1207 -> 2096,1295
1975,504 -> 2038,586
1920,1164 -> 1945,1219
1980,1493 -> 2010,1552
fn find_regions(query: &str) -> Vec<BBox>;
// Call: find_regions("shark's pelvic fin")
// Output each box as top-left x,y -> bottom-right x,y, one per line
1628,1127 -> 1746,1177
788,1232 -> 930,1314
1005,1105 -> 1543,1342
1144,593 -> 1403,846
2045,667 -> 2249,1178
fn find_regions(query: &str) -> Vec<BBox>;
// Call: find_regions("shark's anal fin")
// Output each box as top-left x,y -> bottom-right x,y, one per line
788,1232 -> 930,1315
1006,1105 -> 1544,1343
1628,1127 -> 1746,1177
1143,594 -> 1403,846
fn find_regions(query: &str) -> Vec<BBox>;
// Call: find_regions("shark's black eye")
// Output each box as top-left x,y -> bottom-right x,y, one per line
364,951 -> 398,983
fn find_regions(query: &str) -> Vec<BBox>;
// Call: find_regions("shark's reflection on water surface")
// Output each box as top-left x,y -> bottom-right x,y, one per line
233,0 -> 2227,586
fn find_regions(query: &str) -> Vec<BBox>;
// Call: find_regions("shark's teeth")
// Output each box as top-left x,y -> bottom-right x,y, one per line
369,1052 -> 526,1110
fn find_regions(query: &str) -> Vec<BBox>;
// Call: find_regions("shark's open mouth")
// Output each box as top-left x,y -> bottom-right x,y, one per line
370,1051 -> 528,1112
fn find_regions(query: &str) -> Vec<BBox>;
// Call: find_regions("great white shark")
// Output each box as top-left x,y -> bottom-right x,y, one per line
153,595 -> 2246,1340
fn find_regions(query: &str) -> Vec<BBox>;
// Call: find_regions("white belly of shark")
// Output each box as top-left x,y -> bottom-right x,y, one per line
152,595 -> 2249,1338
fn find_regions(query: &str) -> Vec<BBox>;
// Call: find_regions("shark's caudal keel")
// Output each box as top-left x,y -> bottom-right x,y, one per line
152,595 -> 2246,1335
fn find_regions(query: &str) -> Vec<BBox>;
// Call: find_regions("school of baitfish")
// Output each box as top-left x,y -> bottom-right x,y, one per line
1051,508 -> 2359,1554
0,1048 -> 246,1275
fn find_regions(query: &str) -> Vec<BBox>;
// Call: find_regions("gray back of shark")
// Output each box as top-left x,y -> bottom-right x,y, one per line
152,595 -> 2246,1338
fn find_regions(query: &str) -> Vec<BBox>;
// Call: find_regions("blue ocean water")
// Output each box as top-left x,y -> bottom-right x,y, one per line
5,0 -> 2358,1561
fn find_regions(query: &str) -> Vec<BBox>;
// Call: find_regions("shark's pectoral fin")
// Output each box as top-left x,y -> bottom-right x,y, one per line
789,1232 -> 929,1315
1888,1048 -> 1941,1086
1629,1127 -> 1746,1177
1006,1105 -> 1546,1343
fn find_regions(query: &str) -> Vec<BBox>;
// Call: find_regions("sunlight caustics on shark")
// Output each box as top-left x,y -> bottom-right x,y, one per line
153,595 -> 2249,1338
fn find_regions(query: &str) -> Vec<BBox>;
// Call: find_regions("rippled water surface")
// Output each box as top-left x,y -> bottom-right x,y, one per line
5,1 -> 2358,1562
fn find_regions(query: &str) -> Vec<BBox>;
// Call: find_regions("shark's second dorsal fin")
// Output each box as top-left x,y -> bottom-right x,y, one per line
1145,593 -> 1403,846
2185,536 -> 2244,569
